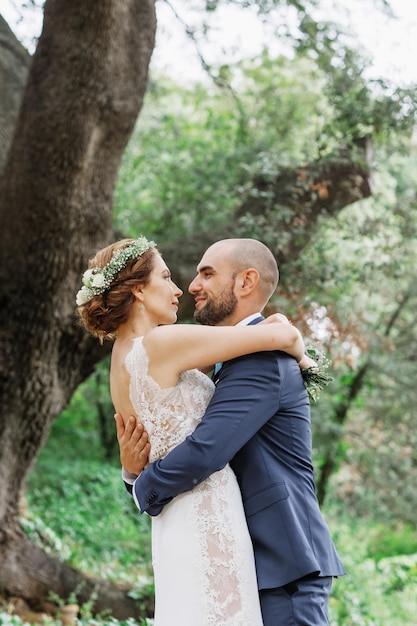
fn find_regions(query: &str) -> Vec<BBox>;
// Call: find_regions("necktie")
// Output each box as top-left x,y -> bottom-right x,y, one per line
213,362 -> 223,376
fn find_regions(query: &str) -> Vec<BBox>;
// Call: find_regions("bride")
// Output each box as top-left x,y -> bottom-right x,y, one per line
77,236 -> 310,625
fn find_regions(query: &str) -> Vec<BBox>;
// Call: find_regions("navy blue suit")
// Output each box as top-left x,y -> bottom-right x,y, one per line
131,317 -> 345,621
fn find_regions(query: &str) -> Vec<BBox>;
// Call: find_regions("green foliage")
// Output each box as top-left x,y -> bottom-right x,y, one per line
48,587 -> 84,607
50,357 -> 117,465
25,451 -> 152,586
367,525 -> 417,562
115,78 -> 243,239
377,554 -> 417,594
114,53 -> 335,241
296,14 -> 417,145
325,517 -> 417,625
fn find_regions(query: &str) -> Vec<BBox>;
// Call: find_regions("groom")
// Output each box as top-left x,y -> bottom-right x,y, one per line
116,238 -> 345,625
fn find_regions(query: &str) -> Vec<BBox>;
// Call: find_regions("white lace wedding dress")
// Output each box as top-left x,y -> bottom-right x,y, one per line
125,337 -> 263,626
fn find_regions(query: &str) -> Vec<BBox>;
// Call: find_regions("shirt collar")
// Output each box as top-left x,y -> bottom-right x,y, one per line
236,313 -> 263,326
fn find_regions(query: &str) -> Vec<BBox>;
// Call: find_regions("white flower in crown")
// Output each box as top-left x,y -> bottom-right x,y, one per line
91,273 -> 105,288
76,286 -> 92,306
82,269 -> 94,287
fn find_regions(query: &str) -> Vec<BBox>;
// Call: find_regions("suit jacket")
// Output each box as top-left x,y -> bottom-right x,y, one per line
131,317 -> 345,589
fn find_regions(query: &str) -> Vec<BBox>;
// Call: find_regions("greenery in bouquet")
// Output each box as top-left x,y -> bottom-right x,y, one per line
302,346 -> 334,403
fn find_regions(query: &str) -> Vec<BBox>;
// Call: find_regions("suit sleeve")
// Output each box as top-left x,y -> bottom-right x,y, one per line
134,351 -> 285,515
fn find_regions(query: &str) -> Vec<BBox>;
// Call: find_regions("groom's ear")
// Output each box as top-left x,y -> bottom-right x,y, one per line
236,268 -> 259,296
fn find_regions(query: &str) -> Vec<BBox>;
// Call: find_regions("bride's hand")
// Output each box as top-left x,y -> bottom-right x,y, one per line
261,313 -> 318,370
260,313 -> 306,362
298,353 -> 318,371
115,414 -> 150,475
260,313 -> 291,325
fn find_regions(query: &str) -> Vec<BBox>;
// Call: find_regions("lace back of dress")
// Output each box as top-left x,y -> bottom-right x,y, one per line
125,338 -> 214,462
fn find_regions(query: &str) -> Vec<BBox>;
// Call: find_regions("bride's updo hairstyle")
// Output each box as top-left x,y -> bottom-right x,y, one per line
76,237 -> 157,342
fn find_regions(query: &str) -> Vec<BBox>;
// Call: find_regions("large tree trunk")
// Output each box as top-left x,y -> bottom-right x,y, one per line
0,0 -> 156,617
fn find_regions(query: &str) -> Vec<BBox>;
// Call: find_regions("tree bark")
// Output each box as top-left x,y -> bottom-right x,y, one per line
316,360 -> 370,505
0,0 -> 156,615
0,15 -> 31,172
235,143 -> 373,263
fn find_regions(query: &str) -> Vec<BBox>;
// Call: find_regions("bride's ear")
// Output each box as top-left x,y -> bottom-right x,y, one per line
131,285 -> 144,302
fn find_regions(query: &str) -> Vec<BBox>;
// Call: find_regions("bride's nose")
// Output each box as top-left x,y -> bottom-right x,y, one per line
173,282 -> 183,297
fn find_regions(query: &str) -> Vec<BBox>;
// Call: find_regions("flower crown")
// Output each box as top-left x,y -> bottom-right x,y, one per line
76,236 -> 156,306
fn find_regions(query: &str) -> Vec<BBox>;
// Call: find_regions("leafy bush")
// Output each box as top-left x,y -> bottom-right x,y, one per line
48,358 -> 117,465
25,453 -> 152,586
326,516 -> 417,625
366,524 -> 417,562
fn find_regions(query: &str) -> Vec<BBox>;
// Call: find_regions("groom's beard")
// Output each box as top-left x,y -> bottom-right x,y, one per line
194,285 -> 237,326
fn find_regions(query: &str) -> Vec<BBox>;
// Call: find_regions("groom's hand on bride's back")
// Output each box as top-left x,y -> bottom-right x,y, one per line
114,414 -> 150,475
